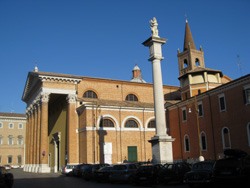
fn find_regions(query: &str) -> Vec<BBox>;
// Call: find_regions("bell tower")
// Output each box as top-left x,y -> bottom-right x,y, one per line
177,20 -> 223,100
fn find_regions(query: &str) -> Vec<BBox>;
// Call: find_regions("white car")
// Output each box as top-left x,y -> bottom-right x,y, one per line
61,164 -> 76,176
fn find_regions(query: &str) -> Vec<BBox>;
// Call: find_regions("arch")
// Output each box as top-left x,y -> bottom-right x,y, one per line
145,117 -> 156,131
183,59 -> 188,68
184,134 -> 190,152
83,90 -> 98,99
221,127 -> 231,149
125,93 -> 138,102
97,115 -> 119,130
195,58 -> 200,66
122,116 -> 142,130
147,119 -> 156,128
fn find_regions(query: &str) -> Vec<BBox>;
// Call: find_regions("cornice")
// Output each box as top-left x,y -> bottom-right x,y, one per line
39,75 -> 81,84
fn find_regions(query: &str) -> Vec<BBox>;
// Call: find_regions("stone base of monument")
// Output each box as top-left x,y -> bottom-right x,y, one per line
149,135 -> 175,164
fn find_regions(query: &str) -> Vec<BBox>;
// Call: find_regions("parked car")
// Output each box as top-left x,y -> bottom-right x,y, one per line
213,149 -> 250,185
93,166 -> 114,183
0,166 -> 14,188
61,164 -> 76,176
130,163 -> 163,186
159,162 -> 191,184
3,165 -> 11,170
82,163 -> 110,181
183,160 -> 215,187
109,163 -> 138,183
72,163 -> 86,177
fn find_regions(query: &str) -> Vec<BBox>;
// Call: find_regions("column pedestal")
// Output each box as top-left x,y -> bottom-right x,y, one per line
149,135 -> 175,164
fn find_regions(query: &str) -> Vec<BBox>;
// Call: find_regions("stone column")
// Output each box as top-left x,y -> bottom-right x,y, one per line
36,102 -> 41,171
29,107 -> 34,171
24,111 -> 30,172
38,92 -> 51,173
66,94 -> 78,164
32,105 -> 38,172
143,17 -> 174,164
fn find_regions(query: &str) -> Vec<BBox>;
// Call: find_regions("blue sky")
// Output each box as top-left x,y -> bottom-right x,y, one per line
0,0 -> 249,113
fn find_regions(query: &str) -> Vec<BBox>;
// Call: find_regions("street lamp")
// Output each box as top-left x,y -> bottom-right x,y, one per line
188,95 -> 203,161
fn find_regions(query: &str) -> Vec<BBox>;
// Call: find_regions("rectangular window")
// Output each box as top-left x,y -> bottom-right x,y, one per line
18,123 -> 23,129
17,137 -> 23,145
8,156 -> 12,164
0,137 -> 2,145
182,108 -> 187,121
198,103 -> 203,117
18,155 -> 22,164
9,123 -> 14,129
243,85 -> 250,105
8,136 -> 14,145
0,123 -> 3,128
219,94 -> 226,111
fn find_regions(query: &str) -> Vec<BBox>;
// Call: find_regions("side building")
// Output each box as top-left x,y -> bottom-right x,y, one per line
0,112 -> 26,167
166,20 -> 250,162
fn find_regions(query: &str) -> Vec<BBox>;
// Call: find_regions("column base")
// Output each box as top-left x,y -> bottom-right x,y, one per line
149,135 -> 175,164
38,164 -> 51,173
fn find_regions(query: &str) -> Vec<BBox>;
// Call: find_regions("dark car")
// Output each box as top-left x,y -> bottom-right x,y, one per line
130,163 -> 163,185
213,149 -> 250,185
82,163 -> 109,181
183,160 -> 215,187
109,163 -> 138,183
93,166 -> 113,182
72,163 -> 86,177
0,166 -> 14,188
159,162 -> 191,184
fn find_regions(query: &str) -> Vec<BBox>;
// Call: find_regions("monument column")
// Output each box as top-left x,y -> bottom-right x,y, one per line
38,92 -> 51,173
143,17 -> 174,163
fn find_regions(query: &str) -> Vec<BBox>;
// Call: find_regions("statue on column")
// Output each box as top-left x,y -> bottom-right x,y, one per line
150,17 -> 159,37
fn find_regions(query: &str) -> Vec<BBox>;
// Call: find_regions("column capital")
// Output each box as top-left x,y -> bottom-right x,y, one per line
67,94 -> 76,103
40,92 -> 50,103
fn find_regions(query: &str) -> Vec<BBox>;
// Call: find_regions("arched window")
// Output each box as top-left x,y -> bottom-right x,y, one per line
184,59 -> 188,68
100,118 -> 114,128
184,135 -> 190,152
125,119 -> 138,128
222,127 -> 231,149
148,119 -> 156,128
201,132 -> 207,151
195,58 -> 200,66
125,94 -> 138,102
83,90 -> 97,99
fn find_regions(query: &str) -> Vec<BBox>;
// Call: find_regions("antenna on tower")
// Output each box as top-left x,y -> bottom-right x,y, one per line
237,55 -> 243,76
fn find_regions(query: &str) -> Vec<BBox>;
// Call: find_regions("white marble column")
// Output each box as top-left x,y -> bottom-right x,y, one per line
143,17 -> 174,164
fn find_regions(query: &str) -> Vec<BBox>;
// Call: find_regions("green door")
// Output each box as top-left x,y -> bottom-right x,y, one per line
128,146 -> 137,162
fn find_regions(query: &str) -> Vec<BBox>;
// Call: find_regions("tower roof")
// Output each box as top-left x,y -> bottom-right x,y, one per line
183,20 -> 196,51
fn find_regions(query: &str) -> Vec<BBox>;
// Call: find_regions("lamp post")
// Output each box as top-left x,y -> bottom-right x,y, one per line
188,95 -> 203,160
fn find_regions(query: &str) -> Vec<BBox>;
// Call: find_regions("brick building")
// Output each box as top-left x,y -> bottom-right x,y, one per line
0,112 -> 26,167
166,20 -> 250,162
